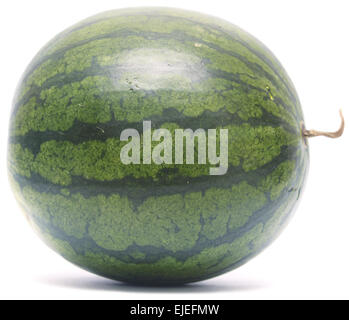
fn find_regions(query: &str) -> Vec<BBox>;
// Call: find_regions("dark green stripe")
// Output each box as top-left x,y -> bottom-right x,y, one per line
209,68 -> 297,121
235,38 -> 299,106
11,107 -> 298,156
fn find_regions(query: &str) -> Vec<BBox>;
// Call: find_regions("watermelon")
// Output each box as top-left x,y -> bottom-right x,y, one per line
7,7 -> 309,284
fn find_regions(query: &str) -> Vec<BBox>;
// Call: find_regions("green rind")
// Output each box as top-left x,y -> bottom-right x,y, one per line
8,8 -> 309,284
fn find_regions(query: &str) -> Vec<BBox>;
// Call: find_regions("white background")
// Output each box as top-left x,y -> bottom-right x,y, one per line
0,0 -> 348,300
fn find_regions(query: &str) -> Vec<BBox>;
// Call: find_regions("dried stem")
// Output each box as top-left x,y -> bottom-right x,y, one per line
302,109 -> 345,138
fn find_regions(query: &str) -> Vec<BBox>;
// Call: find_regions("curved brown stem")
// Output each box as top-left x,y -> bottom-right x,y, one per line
302,109 -> 345,138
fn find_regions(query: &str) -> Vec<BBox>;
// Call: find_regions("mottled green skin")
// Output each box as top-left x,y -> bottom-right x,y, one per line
8,8 -> 309,284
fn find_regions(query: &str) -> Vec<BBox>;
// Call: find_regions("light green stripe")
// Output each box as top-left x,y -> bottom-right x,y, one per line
21,181 -> 266,252
9,123 -> 298,185
16,13 -> 299,119
12,72 -> 298,137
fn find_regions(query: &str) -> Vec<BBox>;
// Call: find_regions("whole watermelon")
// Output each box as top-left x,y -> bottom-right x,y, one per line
8,7 -> 309,284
